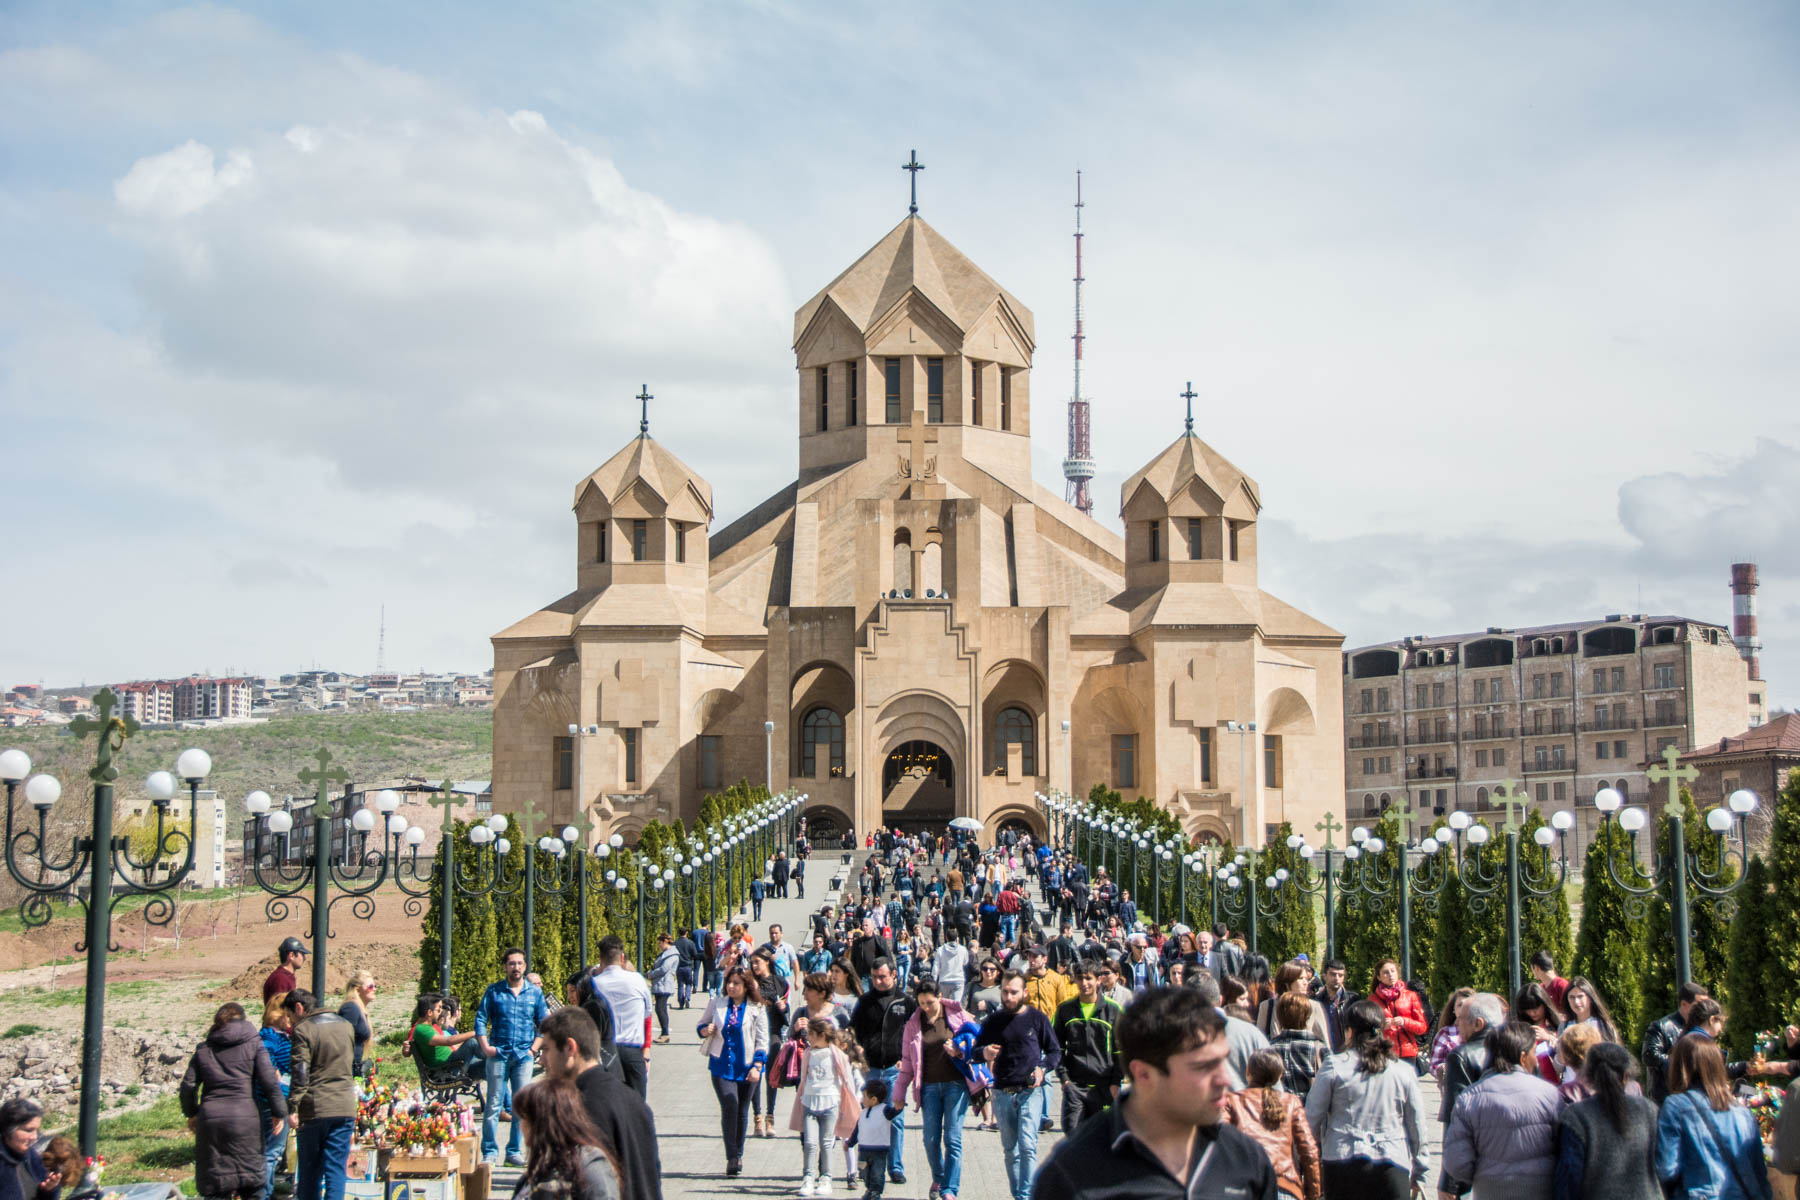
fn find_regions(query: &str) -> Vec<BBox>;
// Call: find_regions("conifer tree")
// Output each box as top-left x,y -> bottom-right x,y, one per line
1724,855 -> 1775,1058
1333,812 -> 1402,991
1428,857 -> 1473,1007
1516,808 -> 1574,982
1571,819 -> 1647,1038
1257,823 -> 1317,964
494,814 -> 526,960
1763,767 -> 1800,1029
531,846 -> 566,981
418,822 -> 499,1008
1641,787 -> 1735,1016
1449,826 -> 1508,995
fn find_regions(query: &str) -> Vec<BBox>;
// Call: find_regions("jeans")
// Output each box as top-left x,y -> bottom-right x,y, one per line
999,914 -> 1018,943
752,896 -> 764,920
677,969 -> 695,1009
712,1074 -> 753,1162
261,1113 -> 289,1200
799,1102 -> 838,1180
858,1148 -> 889,1196
616,1044 -> 647,1098
654,994 -> 671,1036
867,1066 -> 906,1177
920,1081 -> 969,1195
294,1115 -> 351,1200
482,1054 -> 533,1159
992,1086 -> 1044,1200
1322,1158 -> 1410,1200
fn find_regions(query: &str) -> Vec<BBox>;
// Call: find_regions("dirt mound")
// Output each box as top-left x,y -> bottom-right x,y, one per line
202,942 -> 424,1004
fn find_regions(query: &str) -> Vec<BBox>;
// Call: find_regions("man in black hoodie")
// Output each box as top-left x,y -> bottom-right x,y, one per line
538,1007 -> 662,1200
850,958 -> 916,1184
1051,961 -> 1124,1134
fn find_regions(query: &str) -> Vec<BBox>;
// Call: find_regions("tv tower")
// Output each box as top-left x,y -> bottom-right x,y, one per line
1062,171 -> 1096,515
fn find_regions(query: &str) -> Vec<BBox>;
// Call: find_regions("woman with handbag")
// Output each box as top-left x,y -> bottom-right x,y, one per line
698,967 -> 769,1177
891,979 -> 983,1200
1655,1034 -> 1771,1200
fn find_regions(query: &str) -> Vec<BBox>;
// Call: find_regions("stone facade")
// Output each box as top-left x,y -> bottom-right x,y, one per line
1343,615 -> 1759,859
492,214 -> 1343,847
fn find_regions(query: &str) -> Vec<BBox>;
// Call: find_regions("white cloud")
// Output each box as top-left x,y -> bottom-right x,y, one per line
114,140 -> 253,218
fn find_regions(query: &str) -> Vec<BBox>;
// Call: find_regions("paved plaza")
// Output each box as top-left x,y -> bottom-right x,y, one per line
491,863 -> 1445,1199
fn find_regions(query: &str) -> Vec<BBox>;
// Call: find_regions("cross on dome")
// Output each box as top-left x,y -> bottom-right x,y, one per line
902,150 -> 924,216
1182,381 -> 1197,435
636,384 -> 653,435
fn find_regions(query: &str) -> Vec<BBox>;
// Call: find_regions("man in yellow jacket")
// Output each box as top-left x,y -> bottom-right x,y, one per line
1023,946 -> 1076,1017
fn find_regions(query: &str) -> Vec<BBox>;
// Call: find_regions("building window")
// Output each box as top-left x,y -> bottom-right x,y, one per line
1493,748 -> 1506,766
847,361 -> 858,426
1532,675 -> 1546,699
1360,690 -> 1374,716
1551,710 -> 1565,734
1656,737 -> 1677,756
1377,688 -> 1390,711
1148,520 -> 1161,563
1597,741 -> 1610,760
969,360 -> 982,425
995,706 -> 1036,775
1552,745 -> 1566,768
1614,739 -> 1627,758
1534,747 -> 1548,770
1474,678 -> 1487,702
674,523 -> 687,563
632,519 -> 648,561
596,524 -> 607,564
622,729 -> 639,788
1263,735 -> 1282,787
1551,675 -> 1565,697
1188,519 -> 1205,560
1492,678 -> 1505,701
999,369 -> 1012,430
885,357 -> 902,423
1474,714 -> 1488,736
817,366 -> 829,432
1475,749 -> 1488,767
801,707 -> 845,778
1611,667 -> 1625,691
554,736 -> 573,790
1228,520 -> 1240,561
1200,728 -> 1213,784
1653,664 -> 1676,689
1378,755 -> 1391,772
1112,734 -> 1137,789
1477,786 -> 1489,806
698,735 -> 721,789
1654,699 -> 1678,725
1416,684 -> 1429,708
1363,757 -> 1375,775
1432,683 -> 1445,706
1536,783 -> 1549,804
1435,718 -> 1448,741
926,357 -> 943,423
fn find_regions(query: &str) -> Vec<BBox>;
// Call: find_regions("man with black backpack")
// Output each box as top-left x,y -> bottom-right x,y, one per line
850,958 -> 917,1186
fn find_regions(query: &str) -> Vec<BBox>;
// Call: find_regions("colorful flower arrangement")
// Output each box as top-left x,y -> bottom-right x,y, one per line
355,1084 -> 474,1152
81,1155 -> 106,1189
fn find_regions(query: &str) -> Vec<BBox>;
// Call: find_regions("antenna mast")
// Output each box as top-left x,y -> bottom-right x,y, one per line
376,604 -> 386,675
1062,170 -> 1096,515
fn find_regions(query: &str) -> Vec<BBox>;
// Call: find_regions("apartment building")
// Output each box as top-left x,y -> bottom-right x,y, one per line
1342,614 -> 1758,857
117,681 -> 176,725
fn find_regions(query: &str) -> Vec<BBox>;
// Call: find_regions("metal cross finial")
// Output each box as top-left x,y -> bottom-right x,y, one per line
1315,811 -> 1343,851
70,688 -> 139,783
1646,743 -> 1699,818
297,746 -> 348,789
1491,780 -> 1531,834
636,385 -> 653,436
903,150 -> 924,215
428,781 -> 460,824
516,796 -> 548,843
1181,381 -> 1197,434
1387,795 -> 1418,846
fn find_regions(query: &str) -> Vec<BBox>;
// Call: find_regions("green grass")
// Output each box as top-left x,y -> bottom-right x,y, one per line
2,1024 -> 42,1038
14,979 -> 161,1008
70,1094 -> 198,1183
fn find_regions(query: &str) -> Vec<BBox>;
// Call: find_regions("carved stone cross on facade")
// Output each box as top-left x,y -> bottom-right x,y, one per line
897,409 -> 939,480
1647,743 -> 1699,818
599,658 -> 661,727
1490,780 -> 1531,834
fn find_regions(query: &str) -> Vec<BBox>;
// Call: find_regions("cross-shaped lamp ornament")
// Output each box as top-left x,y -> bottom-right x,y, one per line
1646,743 -> 1700,818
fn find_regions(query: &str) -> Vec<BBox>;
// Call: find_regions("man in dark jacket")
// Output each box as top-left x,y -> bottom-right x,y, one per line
849,920 -> 893,982
1051,962 -> 1124,1133
976,971 -> 1063,1200
284,989 -> 356,1200
538,1007 -> 662,1200
1309,958 -> 1359,1051
771,851 -> 790,898
850,958 -> 916,1184
1440,992 -> 1502,1123
1034,985 -> 1277,1200
1642,981 -> 1708,1102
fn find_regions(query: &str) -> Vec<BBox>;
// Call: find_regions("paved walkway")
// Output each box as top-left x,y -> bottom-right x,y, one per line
497,852 -> 1446,1198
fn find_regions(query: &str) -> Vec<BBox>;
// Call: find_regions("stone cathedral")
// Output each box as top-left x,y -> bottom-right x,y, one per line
491,209 -> 1345,849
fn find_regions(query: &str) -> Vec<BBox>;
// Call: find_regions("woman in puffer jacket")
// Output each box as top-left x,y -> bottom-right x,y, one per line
1442,1020 -> 1563,1200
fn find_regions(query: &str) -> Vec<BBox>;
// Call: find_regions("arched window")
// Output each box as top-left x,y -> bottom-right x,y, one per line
994,707 -> 1036,775
1379,793 -> 1391,806
1363,793 -> 1375,806
1477,786 -> 1489,807
801,707 -> 845,778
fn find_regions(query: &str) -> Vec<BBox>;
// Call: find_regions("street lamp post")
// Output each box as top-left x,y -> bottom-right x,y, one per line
1224,720 -> 1258,844
765,721 -> 775,794
245,748 -> 400,1001
1290,813 -> 1346,962
1336,799 -> 1451,981
1442,783 -> 1574,996
1,689 -> 213,1157
1216,847 -> 1286,956
1594,745 -> 1758,988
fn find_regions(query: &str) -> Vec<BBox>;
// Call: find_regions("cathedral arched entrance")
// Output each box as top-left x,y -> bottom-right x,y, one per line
882,740 -> 955,834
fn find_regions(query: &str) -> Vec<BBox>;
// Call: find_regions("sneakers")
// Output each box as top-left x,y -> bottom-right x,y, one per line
727,1159 -> 743,1177
654,1034 -> 671,1044
799,1178 -> 817,1196
889,1171 -> 906,1185
815,1178 -> 834,1193
930,1185 -> 942,1199
504,1153 -> 527,1167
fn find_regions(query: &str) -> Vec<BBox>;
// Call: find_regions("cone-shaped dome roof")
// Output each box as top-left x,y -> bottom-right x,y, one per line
1121,432 -> 1261,515
573,433 -> 713,521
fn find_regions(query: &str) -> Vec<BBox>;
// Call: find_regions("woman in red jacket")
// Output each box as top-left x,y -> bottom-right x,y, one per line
1370,958 -> 1428,1069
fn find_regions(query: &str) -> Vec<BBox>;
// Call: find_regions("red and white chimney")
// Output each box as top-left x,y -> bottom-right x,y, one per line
1731,561 -> 1762,681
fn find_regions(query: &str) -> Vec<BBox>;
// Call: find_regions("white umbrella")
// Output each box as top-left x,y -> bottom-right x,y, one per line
948,817 -> 983,831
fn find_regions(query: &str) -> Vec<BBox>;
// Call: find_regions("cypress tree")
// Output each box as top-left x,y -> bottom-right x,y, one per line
1723,855 -> 1775,1058
1641,786 -> 1735,1015
1571,819 -> 1648,1038
1452,826 -> 1508,995
1428,857 -> 1474,1007
1516,808 -> 1575,982
494,814 -> 527,959
1333,813 -> 1402,991
442,827 -> 499,1009
530,846 -> 566,980
1763,767 -> 1800,1026
1257,823 -> 1317,964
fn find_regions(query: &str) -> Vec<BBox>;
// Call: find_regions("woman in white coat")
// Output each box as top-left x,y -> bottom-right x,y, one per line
697,966 -> 770,1178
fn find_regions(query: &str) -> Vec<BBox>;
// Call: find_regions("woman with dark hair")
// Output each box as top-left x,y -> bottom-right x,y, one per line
0,1099 -> 61,1200
1241,954 -> 1275,1015
1554,1042 -> 1661,1200
1559,976 -> 1618,1043
180,1002 -> 287,1200
827,958 -> 863,1010
1427,987 -> 1475,1080
1656,1034 -> 1771,1199
1514,982 -> 1565,1083
1257,960 -> 1332,1045
697,967 -> 769,1177
1442,1021 -> 1562,1198
747,950 -> 792,1137
1369,959 -> 1428,1070
510,1079 -> 621,1200
1304,999 -> 1428,1200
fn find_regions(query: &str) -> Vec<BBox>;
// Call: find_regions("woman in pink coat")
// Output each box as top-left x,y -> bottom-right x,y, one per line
892,979 -> 983,1200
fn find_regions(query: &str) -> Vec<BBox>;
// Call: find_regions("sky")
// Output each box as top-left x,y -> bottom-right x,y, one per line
2,1 -> 1796,708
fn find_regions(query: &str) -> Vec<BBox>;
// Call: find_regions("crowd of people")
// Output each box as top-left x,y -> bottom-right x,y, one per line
76,819 -> 1800,1200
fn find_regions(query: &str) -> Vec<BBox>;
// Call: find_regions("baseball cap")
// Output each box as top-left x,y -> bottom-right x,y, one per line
1027,944 -> 1047,957
278,936 -> 309,957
